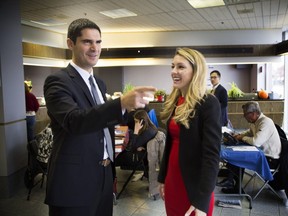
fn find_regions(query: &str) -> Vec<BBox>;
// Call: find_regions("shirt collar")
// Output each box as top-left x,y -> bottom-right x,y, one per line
213,83 -> 220,89
70,61 -> 92,81
254,113 -> 264,124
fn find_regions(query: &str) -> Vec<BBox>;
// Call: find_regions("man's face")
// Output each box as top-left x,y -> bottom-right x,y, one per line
210,72 -> 220,86
67,28 -> 102,72
243,111 -> 258,123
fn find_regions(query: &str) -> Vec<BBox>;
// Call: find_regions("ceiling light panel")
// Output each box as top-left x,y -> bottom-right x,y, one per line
100,8 -> 137,19
187,0 -> 225,9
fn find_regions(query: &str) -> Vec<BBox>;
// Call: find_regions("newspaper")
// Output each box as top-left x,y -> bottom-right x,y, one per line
216,199 -> 242,209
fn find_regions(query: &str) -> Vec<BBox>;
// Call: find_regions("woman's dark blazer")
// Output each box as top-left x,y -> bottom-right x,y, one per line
158,94 -> 222,213
129,127 -> 158,151
44,64 -> 123,207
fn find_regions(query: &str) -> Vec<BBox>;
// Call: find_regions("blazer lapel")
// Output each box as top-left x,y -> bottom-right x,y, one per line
64,64 -> 95,106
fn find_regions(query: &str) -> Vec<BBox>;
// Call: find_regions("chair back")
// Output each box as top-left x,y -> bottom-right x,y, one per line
275,123 -> 287,140
147,130 -> 166,196
269,137 -> 288,190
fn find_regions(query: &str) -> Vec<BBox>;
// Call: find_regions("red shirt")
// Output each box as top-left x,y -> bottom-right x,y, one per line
25,92 -> 39,112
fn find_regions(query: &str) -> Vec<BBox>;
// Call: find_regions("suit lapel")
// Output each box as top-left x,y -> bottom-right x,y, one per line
64,64 -> 95,106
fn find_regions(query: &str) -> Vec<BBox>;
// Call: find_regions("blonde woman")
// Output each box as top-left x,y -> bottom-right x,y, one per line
158,48 -> 221,216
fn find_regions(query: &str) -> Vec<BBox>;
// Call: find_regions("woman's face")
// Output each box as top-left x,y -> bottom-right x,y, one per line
134,118 -> 141,124
171,54 -> 193,95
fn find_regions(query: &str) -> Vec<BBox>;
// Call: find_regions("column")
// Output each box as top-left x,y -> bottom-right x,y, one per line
0,0 -> 28,198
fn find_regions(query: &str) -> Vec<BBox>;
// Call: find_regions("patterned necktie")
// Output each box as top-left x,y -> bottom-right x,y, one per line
89,75 -> 114,162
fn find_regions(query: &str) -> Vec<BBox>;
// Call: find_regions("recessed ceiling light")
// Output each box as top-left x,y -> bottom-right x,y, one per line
237,8 -> 254,14
100,9 -> 137,19
30,19 -> 67,26
187,0 -> 225,8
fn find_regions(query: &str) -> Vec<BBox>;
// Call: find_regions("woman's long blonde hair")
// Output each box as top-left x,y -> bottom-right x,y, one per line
160,48 -> 208,129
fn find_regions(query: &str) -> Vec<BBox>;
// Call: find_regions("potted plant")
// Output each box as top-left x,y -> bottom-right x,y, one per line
154,89 -> 166,102
123,83 -> 134,94
227,82 -> 244,99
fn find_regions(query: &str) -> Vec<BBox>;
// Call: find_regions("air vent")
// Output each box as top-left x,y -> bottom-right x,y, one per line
224,0 -> 259,5
237,8 -> 254,14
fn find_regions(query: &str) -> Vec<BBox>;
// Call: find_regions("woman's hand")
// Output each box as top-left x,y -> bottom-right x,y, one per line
185,205 -> 206,216
134,119 -> 144,134
137,147 -> 145,151
159,183 -> 165,200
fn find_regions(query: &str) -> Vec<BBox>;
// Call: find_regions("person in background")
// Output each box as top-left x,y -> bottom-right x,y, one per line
129,109 -> 158,152
125,106 -> 150,131
44,18 -> 156,216
210,70 -> 228,126
218,101 -> 281,194
158,48 -> 222,216
24,82 -> 39,142
115,109 -> 158,180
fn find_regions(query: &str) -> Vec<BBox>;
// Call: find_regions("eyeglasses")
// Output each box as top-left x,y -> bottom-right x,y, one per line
210,76 -> 219,79
244,112 -> 253,117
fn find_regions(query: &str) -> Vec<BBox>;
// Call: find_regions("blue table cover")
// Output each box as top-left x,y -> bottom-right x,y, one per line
220,145 -> 273,181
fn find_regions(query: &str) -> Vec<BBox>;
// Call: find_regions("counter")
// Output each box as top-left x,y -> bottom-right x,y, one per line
36,100 -> 283,134
228,99 -> 284,128
149,99 -> 284,129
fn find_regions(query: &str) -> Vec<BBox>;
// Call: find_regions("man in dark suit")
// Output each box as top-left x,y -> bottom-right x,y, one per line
210,70 -> 228,126
44,18 -> 156,216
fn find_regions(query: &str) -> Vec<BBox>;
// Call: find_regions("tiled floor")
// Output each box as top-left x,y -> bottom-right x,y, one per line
1,168 -> 288,216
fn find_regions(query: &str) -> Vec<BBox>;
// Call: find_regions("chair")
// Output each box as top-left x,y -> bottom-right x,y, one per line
269,138 -> 288,199
275,124 -> 287,140
147,130 -> 166,199
115,150 -> 148,199
243,137 -> 287,200
244,163 -> 282,200
115,130 -> 166,200
24,125 -> 53,200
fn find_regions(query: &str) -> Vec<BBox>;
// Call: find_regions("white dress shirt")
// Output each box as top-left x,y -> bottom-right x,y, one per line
70,62 -> 109,159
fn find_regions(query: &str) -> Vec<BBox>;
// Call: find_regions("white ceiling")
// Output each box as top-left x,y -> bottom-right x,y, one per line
20,0 -> 288,34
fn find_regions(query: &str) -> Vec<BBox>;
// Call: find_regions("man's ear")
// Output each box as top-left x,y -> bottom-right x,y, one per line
67,38 -> 74,49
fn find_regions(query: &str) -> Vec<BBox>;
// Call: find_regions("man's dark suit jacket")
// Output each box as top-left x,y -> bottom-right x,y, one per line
44,64 -> 123,207
214,84 -> 228,126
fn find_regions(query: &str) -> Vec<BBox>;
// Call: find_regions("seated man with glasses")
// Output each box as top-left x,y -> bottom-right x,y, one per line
218,101 -> 281,193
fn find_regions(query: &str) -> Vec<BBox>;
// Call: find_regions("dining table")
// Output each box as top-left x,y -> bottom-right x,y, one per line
114,125 -> 129,156
217,143 -> 273,209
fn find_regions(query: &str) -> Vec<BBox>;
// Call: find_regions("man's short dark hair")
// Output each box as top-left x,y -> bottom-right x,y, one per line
210,70 -> 221,78
67,18 -> 101,44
